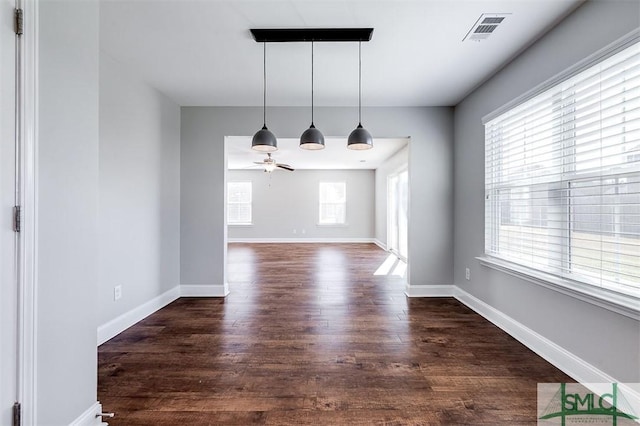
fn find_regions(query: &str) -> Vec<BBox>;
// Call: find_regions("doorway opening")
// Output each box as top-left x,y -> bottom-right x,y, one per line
224,135 -> 410,290
388,168 -> 408,261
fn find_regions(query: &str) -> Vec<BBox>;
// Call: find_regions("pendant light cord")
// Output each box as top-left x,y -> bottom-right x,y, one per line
311,41 -> 314,125
263,42 -> 267,127
358,40 -> 362,125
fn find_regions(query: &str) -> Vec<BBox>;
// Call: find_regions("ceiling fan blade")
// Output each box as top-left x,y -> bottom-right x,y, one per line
277,164 -> 295,171
253,161 -> 265,165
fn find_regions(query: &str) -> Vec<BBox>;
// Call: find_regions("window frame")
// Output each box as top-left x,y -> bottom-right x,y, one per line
318,181 -> 347,226
480,31 -> 640,320
227,181 -> 253,226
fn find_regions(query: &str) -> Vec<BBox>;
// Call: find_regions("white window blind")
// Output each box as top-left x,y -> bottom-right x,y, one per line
485,40 -> 640,298
227,182 -> 252,225
319,182 -> 346,225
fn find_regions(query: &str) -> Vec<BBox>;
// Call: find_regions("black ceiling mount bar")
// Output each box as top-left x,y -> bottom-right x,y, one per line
250,28 -> 373,43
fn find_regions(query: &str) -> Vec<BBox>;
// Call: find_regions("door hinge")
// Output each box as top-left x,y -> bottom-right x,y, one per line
14,8 -> 23,36
13,402 -> 21,426
13,206 -> 21,233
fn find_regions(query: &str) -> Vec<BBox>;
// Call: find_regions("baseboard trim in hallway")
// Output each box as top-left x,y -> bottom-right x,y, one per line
404,284 -> 454,297
373,239 -> 387,251
69,401 -> 108,426
97,286 -> 180,345
99,243 -> 573,424
454,286 -> 603,382
97,283 -> 629,394
97,284 -> 230,346
96,242 -> 636,415
453,286 -> 640,408
402,283 -> 628,391
97,286 -> 624,387
181,283 -> 230,297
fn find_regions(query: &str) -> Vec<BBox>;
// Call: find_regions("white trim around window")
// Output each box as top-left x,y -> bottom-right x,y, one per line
477,256 -> 639,320
483,30 -> 640,317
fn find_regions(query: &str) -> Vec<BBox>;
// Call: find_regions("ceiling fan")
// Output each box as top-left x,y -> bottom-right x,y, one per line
253,153 -> 295,172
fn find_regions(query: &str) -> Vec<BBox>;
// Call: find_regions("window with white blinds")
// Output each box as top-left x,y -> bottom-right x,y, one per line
227,182 -> 252,225
319,182 -> 347,225
484,40 -> 640,299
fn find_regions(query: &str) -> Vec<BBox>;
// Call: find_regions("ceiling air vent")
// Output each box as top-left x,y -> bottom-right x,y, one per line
463,13 -> 510,42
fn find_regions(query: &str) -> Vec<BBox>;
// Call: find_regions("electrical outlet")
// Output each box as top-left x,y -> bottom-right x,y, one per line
293,229 -> 297,234
301,229 -> 306,234
114,285 -> 122,301
465,268 -> 471,281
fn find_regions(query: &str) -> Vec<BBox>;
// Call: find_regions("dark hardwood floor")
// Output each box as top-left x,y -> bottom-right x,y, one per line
98,243 -> 572,425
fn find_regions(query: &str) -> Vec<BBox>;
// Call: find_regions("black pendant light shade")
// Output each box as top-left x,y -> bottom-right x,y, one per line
347,124 -> 373,150
252,125 -> 278,152
300,124 -> 325,150
249,29 -> 374,152
252,42 -> 278,153
300,42 -> 325,150
348,41 -> 372,150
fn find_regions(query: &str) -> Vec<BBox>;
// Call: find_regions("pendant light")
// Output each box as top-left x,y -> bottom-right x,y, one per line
347,41 -> 373,150
300,41 -> 325,150
252,42 -> 278,152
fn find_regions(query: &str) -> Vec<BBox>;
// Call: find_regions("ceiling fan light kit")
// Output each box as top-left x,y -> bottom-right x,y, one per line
254,153 -> 295,173
251,28 -> 374,153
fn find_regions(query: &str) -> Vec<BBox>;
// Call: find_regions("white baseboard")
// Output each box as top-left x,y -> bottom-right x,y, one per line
373,239 -> 387,251
97,286 -> 180,346
69,401 -> 108,426
181,283 -> 229,297
97,283 -> 229,346
228,238 -> 376,244
453,286 -> 639,404
406,284 -> 639,401
405,284 -> 454,297
94,277 -> 638,411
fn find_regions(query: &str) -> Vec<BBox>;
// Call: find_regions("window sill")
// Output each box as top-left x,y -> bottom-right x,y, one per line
228,223 -> 253,227
476,256 -> 640,321
317,223 -> 349,227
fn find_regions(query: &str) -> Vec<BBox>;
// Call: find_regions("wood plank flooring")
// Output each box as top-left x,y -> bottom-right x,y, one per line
98,243 -> 572,425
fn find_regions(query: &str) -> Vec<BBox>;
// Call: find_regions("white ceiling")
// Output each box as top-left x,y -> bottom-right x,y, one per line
100,0 -> 581,170
100,0 -> 582,107
226,136 -> 408,170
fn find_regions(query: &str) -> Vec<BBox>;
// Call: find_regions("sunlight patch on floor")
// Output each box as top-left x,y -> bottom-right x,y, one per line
374,253 -> 406,278
392,260 -> 407,277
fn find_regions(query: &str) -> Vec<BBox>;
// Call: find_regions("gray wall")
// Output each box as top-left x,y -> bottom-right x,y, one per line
453,0 -> 640,382
181,107 -> 453,288
228,169 -> 374,240
37,1 -> 100,423
374,146 -> 409,247
98,53 -> 181,326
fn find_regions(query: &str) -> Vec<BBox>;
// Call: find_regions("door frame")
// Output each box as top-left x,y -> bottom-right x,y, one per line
15,0 -> 37,423
387,173 -> 399,254
386,166 -> 408,262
